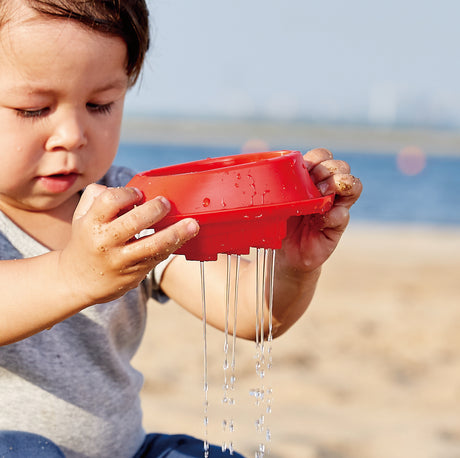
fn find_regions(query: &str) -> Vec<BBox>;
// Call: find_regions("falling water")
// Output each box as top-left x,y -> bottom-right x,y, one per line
251,248 -> 275,458
232,255 -> 241,389
222,255 -> 240,454
200,261 -> 210,458
265,249 -> 276,446
201,249 -> 276,458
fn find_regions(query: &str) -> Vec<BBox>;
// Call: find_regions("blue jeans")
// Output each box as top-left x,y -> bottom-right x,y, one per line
0,431 -> 65,457
0,431 -> 246,457
134,433 -> 245,457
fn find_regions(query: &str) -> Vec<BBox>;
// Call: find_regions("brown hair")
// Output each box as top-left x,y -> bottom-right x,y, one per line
0,0 -> 150,86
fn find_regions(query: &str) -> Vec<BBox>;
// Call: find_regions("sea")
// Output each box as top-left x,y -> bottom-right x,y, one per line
115,142 -> 460,227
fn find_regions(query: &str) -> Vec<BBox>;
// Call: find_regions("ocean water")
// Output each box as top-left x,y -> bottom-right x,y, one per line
115,142 -> 460,226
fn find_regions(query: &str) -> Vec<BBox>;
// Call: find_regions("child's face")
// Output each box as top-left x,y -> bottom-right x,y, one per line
0,5 -> 129,213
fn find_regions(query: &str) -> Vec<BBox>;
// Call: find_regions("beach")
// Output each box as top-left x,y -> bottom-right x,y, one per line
132,222 -> 460,457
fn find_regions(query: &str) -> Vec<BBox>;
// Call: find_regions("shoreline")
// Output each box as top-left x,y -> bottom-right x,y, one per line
121,117 -> 460,157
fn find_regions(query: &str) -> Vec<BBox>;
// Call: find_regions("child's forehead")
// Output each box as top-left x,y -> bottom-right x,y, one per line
1,2 -> 99,36
0,5 -> 55,62
1,0 -> 148,88
1,5 -> 124,50
0,9 -> 129,88
1,1 -> 59,35
1,0 -> 34,24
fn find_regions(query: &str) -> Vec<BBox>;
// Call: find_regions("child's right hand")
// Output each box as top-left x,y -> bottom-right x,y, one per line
59,184 -> 199,305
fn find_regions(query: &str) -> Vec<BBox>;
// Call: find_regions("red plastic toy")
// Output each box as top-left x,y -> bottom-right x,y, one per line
127,150 -> 334,261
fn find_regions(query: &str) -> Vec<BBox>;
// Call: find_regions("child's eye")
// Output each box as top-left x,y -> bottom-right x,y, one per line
15,107 -> 50,119
87,102 -> 113,115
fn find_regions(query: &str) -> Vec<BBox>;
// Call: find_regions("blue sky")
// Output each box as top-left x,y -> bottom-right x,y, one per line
125,0 -> 460,126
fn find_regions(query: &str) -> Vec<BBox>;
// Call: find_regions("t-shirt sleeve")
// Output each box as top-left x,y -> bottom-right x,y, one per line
98,165 -> 135,187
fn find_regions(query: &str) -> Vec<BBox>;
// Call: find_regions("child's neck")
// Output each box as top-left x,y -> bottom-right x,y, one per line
0,194 -> 80,251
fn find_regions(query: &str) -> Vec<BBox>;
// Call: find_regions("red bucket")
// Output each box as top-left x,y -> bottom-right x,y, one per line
127,150 -> 334,261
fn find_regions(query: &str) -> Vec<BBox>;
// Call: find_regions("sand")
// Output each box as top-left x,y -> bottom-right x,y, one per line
132,222 -> 460,458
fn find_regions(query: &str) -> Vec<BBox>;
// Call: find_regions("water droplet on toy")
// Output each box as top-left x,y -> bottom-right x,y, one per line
202,198 -> 210,207
262,189 -> 270,204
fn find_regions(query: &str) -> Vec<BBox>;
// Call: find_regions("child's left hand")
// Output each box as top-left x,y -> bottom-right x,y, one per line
277,148 -> 362,275
161,147 -> 362,340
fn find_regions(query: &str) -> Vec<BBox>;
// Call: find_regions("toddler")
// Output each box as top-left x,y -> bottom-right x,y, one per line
0,0 -> 362,456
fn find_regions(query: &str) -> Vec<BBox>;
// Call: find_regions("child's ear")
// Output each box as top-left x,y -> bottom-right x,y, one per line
73,183 -> 107,222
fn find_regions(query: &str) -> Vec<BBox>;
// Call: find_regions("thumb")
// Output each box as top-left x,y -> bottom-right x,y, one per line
73,183 -> 107,222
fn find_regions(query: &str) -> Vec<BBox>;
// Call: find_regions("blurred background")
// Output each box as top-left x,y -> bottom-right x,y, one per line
126,0 -> 460,127
126,1 -> 460,457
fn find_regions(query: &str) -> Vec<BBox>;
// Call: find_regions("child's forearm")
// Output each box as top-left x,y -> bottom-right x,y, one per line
232,257 -> 321,339
269,265 -> 321,337
161,254 -> 321,341
0,253 -> 88,345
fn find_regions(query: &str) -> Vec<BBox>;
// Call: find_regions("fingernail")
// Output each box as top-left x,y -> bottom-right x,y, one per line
157,196 -> 171,211
186,219 -> 199,236
131,187 -> 144,200
318,182 -> 329,195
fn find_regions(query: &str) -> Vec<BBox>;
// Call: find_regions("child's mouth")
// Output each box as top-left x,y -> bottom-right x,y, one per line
38,173 -> 78,193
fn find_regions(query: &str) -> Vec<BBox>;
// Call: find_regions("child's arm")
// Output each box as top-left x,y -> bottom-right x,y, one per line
160,148 -> 362,339
0,185 -> 199,346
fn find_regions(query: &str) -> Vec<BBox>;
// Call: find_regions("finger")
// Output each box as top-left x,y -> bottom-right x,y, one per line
317,173 -> 362,205
111,196 -> 172,243
303,148 -> 333,171
73,183 -> 107,222
122,218 -> 200,265
89,186 -> 144,223
316,205 -> 350,233
309,159 -> 351,184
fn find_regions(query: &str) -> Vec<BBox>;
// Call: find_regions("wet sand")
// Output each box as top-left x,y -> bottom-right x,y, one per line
132,222 -> 460,458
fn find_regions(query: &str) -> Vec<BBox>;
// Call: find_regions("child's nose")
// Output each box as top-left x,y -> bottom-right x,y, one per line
45,109 -> 87,152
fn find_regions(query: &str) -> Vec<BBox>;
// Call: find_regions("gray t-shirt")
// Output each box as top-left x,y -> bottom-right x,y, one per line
0,166 -> 169,457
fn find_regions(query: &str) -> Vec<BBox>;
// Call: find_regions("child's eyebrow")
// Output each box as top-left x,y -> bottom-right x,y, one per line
92,78 -> 129,93
6,84 -> 53,96
8,78 -> 128,97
